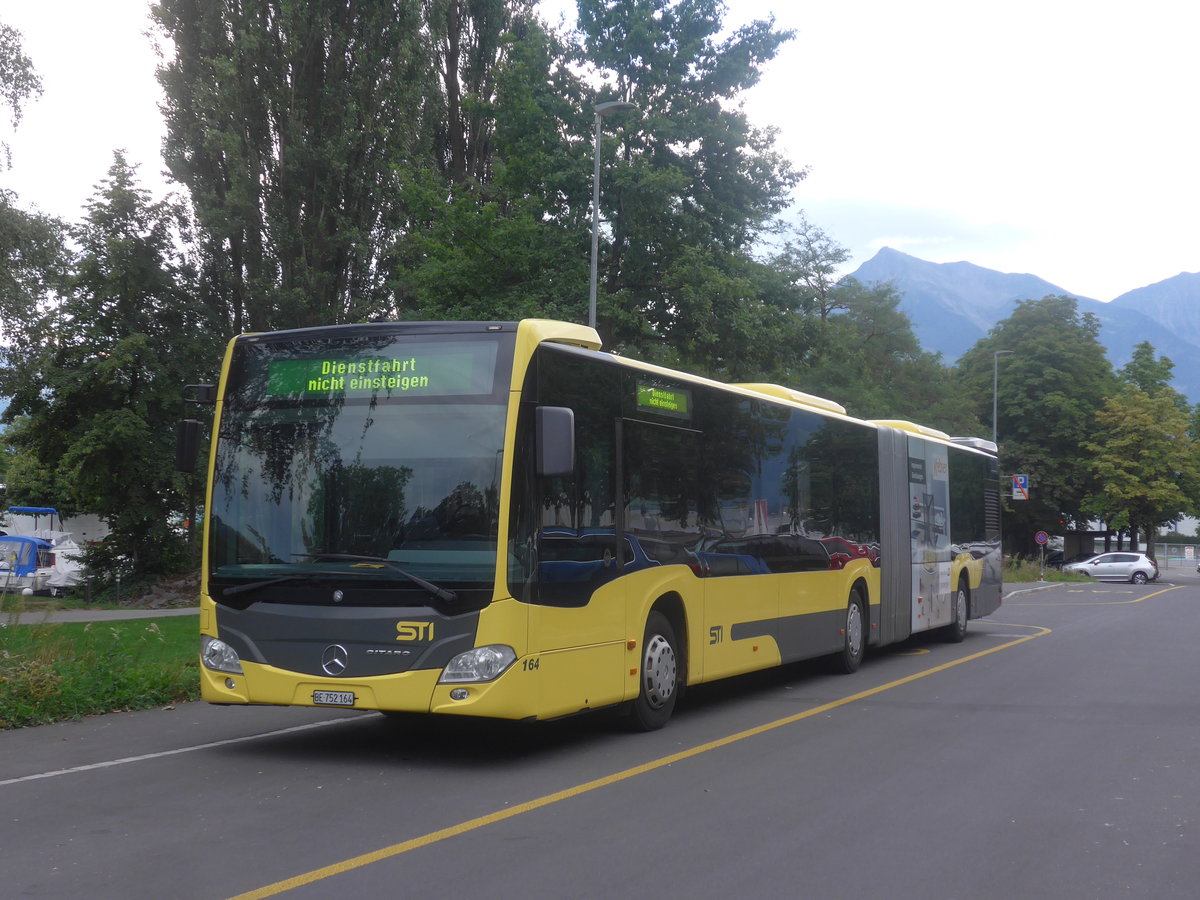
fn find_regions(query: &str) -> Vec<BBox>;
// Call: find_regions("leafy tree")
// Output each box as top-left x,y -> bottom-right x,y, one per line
1119,341 -> 1174,393
0,21 -> 69,415
769,216 -> 852,321
763,226 -> 976,431
0,194 -> 72,512
3,154 -> 220,578
425,0 -> 538,186
794,278 -> 976,430
575,0 -> 804,367
1093,345 -> 1200,550
1085,385 -> 1200,557
956,296 -> 1117,552
0,190 -> 70,372
151,0 -> 432,334
0,21 -> 42,166
394,12 -> 595,323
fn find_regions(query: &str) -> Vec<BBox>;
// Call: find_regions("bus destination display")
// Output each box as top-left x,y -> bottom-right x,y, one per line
636,383 -> 691,418
265,342 -> 497,398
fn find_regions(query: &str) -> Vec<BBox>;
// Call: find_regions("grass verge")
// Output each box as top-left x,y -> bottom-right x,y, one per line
1005,558 -> 1093,583
0,613 -> 199,729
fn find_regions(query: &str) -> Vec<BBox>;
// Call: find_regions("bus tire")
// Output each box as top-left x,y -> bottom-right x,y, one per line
834,589 -> 866,674
942,580 -> 969,643
628,611 -> 680,731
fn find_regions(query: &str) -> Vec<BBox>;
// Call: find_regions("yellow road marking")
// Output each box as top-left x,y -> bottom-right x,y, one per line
229,622 -> 1049,900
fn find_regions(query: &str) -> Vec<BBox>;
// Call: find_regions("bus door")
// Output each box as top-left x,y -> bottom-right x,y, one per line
617,419 -> 718,674
625,420 -> 779,684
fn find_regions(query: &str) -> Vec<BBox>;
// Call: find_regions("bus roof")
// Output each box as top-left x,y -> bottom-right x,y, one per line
730,383 -> 847,415
869,419 -> 952,441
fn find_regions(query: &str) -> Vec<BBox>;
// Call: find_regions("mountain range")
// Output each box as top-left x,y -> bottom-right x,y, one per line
849,248 -> 1200,401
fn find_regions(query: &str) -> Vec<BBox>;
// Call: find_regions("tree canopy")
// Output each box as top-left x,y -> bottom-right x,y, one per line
3,155 -> 221,575
1085,384 -> 1200,555
152,0 -> 433,333
956,296 -> 1117,548
0,21 -> 41,165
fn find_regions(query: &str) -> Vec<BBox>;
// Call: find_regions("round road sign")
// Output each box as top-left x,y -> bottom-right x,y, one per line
1035,531 -> 1049,545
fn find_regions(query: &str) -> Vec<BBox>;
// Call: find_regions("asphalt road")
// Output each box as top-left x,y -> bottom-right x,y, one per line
3,573 -> 1199,899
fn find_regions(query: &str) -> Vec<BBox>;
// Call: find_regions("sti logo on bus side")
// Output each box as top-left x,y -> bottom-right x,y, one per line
396,621 -> 434,642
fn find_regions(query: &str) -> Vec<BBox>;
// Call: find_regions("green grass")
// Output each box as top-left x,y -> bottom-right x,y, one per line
0,613 -> 199,729
1004,558 -> 1093,583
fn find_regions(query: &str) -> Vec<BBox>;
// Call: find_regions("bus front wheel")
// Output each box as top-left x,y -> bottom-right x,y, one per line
628,611 -> 680,731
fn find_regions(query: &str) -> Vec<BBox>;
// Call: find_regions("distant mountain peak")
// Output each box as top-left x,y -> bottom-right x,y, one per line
848,249 -> 1200,400
1109,271 -> 1200,351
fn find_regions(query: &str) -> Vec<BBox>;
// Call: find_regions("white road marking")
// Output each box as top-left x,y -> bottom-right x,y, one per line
0,717 -> 360,787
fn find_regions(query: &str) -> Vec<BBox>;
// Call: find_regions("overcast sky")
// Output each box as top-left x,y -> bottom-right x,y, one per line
3,0 -> 1197,302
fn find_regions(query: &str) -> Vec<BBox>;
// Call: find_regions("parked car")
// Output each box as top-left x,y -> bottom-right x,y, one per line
1063,552 -> 1159,584
1043,550 -> 1095,569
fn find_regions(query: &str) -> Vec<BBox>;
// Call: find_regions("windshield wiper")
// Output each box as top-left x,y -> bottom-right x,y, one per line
221,575 -> 314,599
295,553 -> 459,605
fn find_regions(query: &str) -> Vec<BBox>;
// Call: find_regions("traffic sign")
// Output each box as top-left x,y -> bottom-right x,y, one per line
1035,531 -> 1049,545
1012,474 -> 1029,500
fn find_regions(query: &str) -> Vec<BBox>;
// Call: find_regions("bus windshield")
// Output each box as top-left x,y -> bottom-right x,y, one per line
208,330 -> 511,597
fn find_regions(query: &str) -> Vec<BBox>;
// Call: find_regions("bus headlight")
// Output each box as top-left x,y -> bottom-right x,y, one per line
439,645 -> 516,683
201,635 -> 244,674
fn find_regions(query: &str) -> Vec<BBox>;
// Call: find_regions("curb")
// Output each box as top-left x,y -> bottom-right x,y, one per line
4,607 -> 199,626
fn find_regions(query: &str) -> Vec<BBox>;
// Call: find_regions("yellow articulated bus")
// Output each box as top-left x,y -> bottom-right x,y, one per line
177,318 -> 1001,730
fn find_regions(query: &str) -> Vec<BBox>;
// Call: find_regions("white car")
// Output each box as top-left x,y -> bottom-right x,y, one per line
1064,552 -> 1158,584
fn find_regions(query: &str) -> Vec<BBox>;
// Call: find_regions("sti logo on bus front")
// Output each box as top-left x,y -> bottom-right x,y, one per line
396,621 -> 434,641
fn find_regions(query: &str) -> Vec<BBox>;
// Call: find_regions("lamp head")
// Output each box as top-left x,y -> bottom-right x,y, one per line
595,101 -> 639,117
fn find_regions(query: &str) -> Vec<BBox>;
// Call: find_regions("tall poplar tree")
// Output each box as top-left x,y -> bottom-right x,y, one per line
152,0 -> 432,333
393,5 -> 594,323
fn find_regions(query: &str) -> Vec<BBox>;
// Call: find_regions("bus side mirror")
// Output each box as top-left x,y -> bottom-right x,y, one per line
175,419 -> 204,473
536,406 -> 575,477
175,384 -> 217,473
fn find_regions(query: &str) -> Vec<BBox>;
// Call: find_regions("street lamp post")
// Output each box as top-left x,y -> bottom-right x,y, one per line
588,100 -> 638,330
992,350 -> 1014,444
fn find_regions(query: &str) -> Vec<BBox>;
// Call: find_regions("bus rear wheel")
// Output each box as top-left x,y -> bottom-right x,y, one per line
942,581 -> 969,643
834,590 -> 866,674
628,611 -> 680,731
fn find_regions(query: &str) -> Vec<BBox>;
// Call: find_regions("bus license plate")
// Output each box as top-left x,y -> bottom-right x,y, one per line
313,690 -> 355,707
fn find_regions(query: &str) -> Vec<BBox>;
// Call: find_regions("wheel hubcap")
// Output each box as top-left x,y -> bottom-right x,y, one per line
643,633 -> 677,709
846,603 -> 863,657
956,590 -> 967,627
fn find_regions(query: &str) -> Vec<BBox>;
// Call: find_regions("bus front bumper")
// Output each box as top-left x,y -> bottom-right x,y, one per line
199,657 -> 540,720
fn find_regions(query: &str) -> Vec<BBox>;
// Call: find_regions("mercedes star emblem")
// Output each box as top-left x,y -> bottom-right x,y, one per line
321,644 -> 349,676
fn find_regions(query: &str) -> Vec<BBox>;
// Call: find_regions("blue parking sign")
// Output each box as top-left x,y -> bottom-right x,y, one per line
1012,473 -> 1029,500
